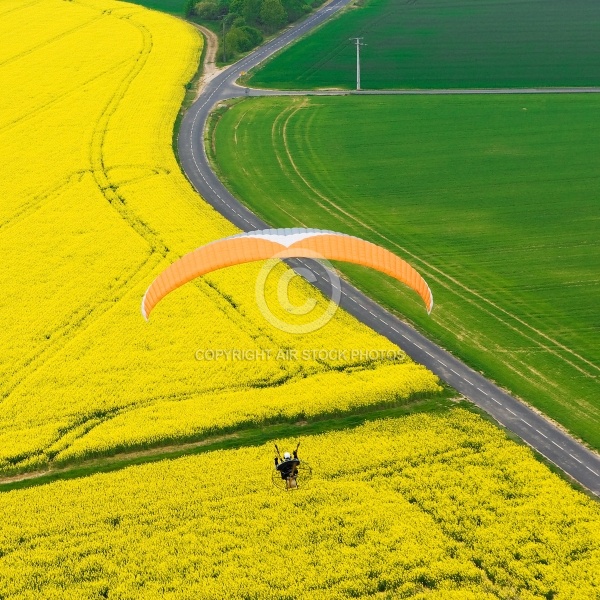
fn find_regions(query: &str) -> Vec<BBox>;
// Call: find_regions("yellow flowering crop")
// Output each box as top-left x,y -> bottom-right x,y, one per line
1,410 -> 598,598
0,0 -> 441,475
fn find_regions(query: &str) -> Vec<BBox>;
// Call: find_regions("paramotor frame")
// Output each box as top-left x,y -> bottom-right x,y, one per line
272,461 -> 313,492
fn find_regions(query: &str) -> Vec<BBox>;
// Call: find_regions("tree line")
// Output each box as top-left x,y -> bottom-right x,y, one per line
192,0 -> 325,60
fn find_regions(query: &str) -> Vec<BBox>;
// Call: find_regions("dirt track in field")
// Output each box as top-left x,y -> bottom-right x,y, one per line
192,24 -> 223,99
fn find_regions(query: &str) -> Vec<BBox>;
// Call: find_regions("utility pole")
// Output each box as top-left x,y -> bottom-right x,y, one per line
349,37 -> 366,90
222,19 -> 226,63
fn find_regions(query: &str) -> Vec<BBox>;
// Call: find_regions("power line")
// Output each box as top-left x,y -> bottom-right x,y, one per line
349,37 -> 366,90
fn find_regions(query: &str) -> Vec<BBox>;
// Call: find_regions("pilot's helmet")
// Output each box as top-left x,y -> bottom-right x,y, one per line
283,452 -> 291,460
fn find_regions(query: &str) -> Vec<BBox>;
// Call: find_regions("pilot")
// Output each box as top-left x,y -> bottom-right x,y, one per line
275,449 -> 300,480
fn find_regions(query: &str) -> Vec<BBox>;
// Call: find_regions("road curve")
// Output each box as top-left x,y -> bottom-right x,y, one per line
177,4 -> 600,496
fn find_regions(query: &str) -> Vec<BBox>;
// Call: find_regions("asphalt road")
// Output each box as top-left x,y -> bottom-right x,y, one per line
177,2 -> 600,496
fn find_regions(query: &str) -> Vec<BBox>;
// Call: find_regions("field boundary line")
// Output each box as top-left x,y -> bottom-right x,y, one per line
0,398 -> 451,489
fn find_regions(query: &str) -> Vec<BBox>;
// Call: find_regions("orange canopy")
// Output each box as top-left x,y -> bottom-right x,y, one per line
142,228 -> 433,319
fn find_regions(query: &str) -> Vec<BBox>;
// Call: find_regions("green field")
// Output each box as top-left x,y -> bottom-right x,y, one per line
210,94 -> 600,449
248,0 -> 600,89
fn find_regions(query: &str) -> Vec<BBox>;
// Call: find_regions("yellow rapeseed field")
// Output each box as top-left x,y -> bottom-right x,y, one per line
3,2 -> 598,598
1,410 -> 599,599
0,0 -> 441,475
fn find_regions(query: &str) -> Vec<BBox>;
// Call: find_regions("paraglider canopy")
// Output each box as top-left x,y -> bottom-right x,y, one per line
142,228 -> 433,319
